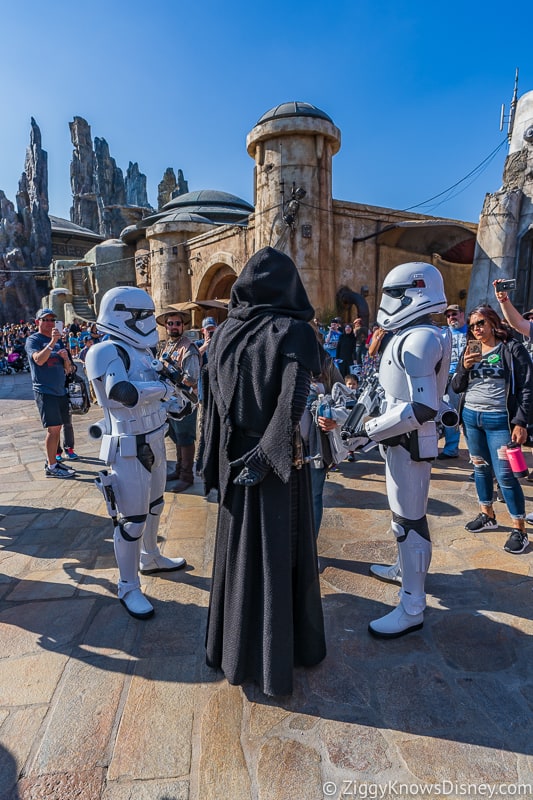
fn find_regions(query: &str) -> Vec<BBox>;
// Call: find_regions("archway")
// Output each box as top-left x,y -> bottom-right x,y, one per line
196,262 -> 237,303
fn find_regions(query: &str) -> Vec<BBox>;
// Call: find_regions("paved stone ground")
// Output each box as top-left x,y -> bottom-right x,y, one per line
1,370 -> 533,800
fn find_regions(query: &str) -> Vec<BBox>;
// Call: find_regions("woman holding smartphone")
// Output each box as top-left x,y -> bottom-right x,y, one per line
451,305 -> 532,553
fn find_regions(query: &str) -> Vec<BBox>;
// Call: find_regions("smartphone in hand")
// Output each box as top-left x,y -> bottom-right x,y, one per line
467,341 -> 482,361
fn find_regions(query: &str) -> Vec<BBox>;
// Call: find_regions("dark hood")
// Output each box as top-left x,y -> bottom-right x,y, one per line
229,247 -> 314,322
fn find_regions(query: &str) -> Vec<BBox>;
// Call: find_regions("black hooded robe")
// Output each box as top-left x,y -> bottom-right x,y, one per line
202,247 -> 326,696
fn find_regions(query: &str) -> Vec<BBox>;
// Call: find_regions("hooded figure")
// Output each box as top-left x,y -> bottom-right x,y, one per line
202,247 -> 326,696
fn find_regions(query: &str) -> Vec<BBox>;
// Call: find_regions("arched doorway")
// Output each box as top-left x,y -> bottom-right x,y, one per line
197,262 -> 237,304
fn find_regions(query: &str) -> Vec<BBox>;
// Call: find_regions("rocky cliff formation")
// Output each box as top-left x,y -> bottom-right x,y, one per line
70,117 -> 190,237
157,167 -> 189,210
70,117 -> 153,238
126,162 -> 150,207
0,118 -> 50,323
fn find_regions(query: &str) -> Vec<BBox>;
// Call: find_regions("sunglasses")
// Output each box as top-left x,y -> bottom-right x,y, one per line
166,320 -> 183,326
469,319 -> 486,330
446,312 -> 459,318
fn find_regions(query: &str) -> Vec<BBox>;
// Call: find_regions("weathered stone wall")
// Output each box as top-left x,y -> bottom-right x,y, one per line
134,199 -> 473,326
469,90 -> 533,313
82,239 -> 137,313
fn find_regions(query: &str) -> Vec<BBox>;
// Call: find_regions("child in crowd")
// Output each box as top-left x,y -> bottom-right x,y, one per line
344,372 -> 359,462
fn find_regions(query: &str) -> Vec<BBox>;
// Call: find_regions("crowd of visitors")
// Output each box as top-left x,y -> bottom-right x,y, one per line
8,251 -> 533,697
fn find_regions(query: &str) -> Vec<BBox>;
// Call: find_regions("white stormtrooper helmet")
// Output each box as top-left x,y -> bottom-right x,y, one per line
96,286 -> 158,348
376,262 -> 447,331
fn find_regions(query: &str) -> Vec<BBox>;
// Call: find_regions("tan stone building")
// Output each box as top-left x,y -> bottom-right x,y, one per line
70,102 -> 479,327
469,90 -> 533,312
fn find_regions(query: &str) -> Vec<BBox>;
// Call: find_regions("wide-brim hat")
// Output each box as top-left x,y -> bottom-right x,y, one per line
155,307 -> 191,326
523,309 -> 533,320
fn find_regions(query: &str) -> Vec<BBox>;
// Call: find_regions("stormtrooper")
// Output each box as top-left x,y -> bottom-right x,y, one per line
362,262 -> 451,638
85,286 -> 193,619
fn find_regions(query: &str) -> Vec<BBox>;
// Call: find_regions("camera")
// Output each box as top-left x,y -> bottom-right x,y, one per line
495,278 -> 517,292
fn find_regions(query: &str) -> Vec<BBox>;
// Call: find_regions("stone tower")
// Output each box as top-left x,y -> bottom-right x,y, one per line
468,90 -> 533,312
246,102 -> 341,313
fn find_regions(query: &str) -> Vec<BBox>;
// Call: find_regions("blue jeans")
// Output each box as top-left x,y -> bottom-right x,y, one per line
462,407 -> 525,520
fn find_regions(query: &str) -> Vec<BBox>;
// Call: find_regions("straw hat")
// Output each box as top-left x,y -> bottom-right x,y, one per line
155,307 -> 191,326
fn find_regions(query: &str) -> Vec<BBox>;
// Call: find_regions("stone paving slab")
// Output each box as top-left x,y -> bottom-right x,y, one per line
1,371 -> 533,799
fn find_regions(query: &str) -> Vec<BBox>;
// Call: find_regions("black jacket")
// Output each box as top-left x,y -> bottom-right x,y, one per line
450,338 -> 533,429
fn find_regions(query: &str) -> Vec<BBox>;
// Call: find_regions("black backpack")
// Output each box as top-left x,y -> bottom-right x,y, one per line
66,369 -> 91,415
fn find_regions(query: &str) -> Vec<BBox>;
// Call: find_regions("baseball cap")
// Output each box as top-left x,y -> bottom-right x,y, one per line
444,304 -> 462,314
35,308 -> 56,320
202,316 -> 217,328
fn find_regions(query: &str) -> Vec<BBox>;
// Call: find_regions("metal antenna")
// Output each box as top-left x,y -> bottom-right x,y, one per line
500,67 -> 519,143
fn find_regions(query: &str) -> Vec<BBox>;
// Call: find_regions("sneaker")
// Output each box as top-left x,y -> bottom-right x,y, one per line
55,453 -> 63,462
504,529 -> 529,554
65,448 -> 79,460
465,512 -> 498,532
45,463 -> 76,479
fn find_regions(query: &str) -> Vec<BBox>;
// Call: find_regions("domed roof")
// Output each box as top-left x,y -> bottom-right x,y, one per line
157,211 -> 214,225
120,189 -> 253,243
256,102 -> 333,125
162,189 -> 253,216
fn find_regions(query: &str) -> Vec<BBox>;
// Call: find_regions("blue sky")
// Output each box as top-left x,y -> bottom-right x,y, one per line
1,0 -> 531,224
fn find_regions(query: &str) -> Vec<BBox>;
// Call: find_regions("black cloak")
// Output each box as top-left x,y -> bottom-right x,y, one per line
202,247 -> 326,696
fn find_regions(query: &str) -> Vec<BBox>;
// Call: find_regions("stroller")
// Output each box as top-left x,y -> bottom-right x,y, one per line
7,348 -> 29,372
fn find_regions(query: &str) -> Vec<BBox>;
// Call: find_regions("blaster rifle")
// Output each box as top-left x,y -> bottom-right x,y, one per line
341,373 -> 382,441
151,355 -> 198,405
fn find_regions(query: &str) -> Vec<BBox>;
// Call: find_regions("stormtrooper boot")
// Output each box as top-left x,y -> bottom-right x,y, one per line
369,528 -> 431,639
139,511 -> 187,575
114,528 -> 154,619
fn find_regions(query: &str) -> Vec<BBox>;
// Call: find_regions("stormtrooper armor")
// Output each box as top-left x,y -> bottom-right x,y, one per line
86,286 -> 189,619
364,263 -> 451,638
